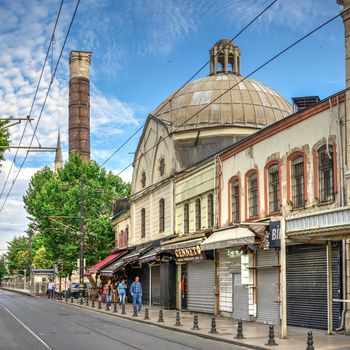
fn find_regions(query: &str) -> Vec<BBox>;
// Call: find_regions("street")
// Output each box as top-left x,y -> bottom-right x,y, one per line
0,290 -> 249,350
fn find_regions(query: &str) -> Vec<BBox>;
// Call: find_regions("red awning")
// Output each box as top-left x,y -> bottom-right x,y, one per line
88,251 -> 125,273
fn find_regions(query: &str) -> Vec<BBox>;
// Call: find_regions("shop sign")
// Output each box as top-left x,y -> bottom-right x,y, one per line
175,245 -> 201,259
269,221 -> 281,248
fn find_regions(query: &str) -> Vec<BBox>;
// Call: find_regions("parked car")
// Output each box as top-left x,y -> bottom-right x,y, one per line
69,282 -> 90,298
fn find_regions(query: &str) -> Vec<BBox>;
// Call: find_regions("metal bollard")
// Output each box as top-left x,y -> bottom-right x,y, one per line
265,325 -> 278,346
133,305 -> 138,317
306,331 -> 314,350
144,308 -> 150,320
65,292 -> 68,302
209,317 -> 218,334
235,320 -> 245,339
113,298 -> 117,313
158,309 -> 164,322
121,303 -> 126,315
106,300 -> 109,311
175,311 -> 182,326
98,297 -> 102,310
70,295 -> 74,303
85,295 -> 89,306
91,296 -> 95,308
192,315 -> 200,330
80,296 -> 83,305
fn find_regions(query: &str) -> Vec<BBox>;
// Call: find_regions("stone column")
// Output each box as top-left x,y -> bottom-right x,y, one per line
68,51 -> 92,161
214,47 -> 218,74
224,47 -> 229,73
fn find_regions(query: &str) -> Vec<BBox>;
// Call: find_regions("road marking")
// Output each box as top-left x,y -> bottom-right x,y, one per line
0,303 -> 54,350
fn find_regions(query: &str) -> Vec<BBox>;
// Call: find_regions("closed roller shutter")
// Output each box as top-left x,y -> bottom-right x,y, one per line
257,249 -> 280,325
188,260 -> 215,313
141,267 -> 150,305
151,265 -> 161,305
233,274 -> 249,320
286,244 -> 341,330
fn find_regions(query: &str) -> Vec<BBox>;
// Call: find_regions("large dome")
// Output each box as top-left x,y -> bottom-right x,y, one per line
152,73 -> 293,132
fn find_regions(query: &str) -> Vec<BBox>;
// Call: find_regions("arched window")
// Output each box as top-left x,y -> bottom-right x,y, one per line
119,230 -> 124,248
195,199 -> 201,231
268,163 -> 280,213
247,171 -> 259,218
124,226 -> 129,246
159,198 -> 165,232
291,156 -> 305,208
230,177 -> 240,223
318,145 -> 334,202
207,193 -> 214,228
141,208 -> 146,238
184,203 -> 189,234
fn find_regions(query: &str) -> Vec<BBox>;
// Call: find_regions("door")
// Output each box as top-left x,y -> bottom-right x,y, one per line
151,265 -> 161,305
232,273 -> 249,320
181,265 -> 188,310
187,260 -> 215,313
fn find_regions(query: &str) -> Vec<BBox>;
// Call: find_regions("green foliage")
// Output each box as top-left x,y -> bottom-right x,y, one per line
0,259 -> 7,281
23,153 -> 130,275
0,121 -> 10,168
32,247 -> 52,269
5,236 -> 30,274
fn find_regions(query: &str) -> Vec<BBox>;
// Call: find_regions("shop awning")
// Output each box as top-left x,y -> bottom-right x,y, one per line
123,244 -> 153,263
139,247 -> 162,264
161,238 -> 204,251
100,252 -> 130,276
88,251 -> 126,274
201,227 -> 255,251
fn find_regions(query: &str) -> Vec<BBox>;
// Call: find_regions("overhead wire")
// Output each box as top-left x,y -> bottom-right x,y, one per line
115,10 -> 346,179
0,0 -> 65,200
99,0 -> 279,167
0,0 -> 81,214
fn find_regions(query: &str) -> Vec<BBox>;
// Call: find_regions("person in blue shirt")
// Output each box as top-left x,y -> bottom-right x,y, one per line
118,278 -> 127,305
130,276 -> 142,312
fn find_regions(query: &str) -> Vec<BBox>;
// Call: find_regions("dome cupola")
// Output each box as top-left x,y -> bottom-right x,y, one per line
210,38 -> 240,75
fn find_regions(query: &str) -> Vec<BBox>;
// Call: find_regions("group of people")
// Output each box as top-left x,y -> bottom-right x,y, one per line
103,276 -> 143,312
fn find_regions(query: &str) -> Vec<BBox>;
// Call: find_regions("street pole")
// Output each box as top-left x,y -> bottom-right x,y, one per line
79,180 -> 85,305
24,270 -> 26,290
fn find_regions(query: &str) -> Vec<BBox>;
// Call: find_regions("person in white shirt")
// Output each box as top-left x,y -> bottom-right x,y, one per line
47,280 -> 55,299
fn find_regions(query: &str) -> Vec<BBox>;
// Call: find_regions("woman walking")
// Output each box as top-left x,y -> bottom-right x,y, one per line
118,278 -> 127,305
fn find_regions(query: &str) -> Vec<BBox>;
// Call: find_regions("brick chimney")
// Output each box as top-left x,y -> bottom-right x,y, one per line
68,51 -> 92,161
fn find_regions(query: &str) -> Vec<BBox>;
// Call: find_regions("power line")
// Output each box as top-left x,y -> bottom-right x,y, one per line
99,0 -> 279,168
0,0 -> 65,201
0,0 -> 81,215
115,9 -> 346,179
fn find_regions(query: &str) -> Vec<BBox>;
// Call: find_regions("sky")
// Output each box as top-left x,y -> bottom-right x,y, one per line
0,0 -> 346,252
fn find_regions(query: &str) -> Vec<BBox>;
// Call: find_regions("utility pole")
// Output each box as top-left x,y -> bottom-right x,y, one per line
79,180 -> 85,305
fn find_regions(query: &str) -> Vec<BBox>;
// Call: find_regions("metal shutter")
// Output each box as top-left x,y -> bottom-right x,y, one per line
257,249 -> 280,325
188,260 -> 215,313
233,274 -> 249,320
140,267 -> 149,305
151,265 -> 161,305
286,244 -> 341,330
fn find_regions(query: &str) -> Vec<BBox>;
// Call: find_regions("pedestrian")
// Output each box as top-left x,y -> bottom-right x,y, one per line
47,280 -> 55,299
105,279 -> 113,310
130,276 -> 142,312
118,278 -> 127,306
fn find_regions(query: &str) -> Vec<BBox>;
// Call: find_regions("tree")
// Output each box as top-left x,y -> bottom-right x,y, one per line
5,236 -> 30,274
23,154 -> 130,275
0,258 -> 7,285
0,121 -> 10,169
32,246 -> 52,269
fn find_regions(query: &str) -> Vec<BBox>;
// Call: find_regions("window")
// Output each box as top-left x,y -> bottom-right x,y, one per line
195,199 -> 201,231
141,208 -> 146,238
291,156 -> 305,208
268,164 -> 280,213
184,203 -> 189,234
125,226 -> 129,246
207,193 -> 214,228
141,171 -> 146,188
248,172 -> 258,218
319,145 -> 334,202
159,157 -> 165,176
119,230 -> 124,247
231,178 -> 240,222
159,198 -> 165,232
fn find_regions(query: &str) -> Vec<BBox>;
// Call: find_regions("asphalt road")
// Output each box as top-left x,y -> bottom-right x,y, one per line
0,289 -> 249,350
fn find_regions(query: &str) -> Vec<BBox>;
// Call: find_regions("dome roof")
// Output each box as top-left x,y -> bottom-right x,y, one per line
214,38 -> 236,48
152,74 -> 293,132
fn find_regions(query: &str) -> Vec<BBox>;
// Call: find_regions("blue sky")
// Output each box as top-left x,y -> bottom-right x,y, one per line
0,0 -> 345,251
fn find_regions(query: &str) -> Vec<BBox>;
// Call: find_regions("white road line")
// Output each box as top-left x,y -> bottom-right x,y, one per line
0,303 -> 54,350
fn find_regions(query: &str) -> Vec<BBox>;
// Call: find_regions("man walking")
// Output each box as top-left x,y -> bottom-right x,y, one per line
47,280 -> 55,299
130,276 -> 142,312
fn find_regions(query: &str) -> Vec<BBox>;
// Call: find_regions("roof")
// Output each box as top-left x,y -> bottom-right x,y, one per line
89,251 -> 126,273
152,74 -> 292,132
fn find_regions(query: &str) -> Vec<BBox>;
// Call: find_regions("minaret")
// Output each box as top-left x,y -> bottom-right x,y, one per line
209,38 -> 240,75
68,51 -> 92,161
54,130 -> 63,172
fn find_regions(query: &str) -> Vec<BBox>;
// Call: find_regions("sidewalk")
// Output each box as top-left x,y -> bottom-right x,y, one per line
57,299 -> 350,350
0,286 -> 34,297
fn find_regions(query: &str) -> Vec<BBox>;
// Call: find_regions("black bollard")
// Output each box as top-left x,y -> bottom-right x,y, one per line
209,317 -> 218,334
98,298 -> 102,310
158,309 -> 164,322
113,298 -> 117,313
306,331 -> 314,350
85,295 -> 89,306
133,305 -> 138,317
144,308 -> 150,320
175,311 -> 182,326
70,295 -> 74,303
65,292 -> 68,302
121,303 -> 126,315
80,296 -> 83,305
91,296 -> 95,308
235,320 -> 245,339
265,325 -> 278,346
106,300 -> 109,311
192,315 -> 200,330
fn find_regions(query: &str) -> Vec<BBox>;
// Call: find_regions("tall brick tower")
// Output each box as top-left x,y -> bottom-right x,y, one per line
68,51 -> 92,161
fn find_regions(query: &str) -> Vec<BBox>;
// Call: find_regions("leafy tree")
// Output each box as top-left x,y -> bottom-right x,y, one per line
32,246 -> 53,269
0,121 -> 10,169
23,154 -> 130,275
5,236 -> 30,274
0,258 -> 7,284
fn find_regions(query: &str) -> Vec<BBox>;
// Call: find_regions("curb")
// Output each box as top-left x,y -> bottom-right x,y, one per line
57,300 -> 270,350
0,287 -> 36,298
